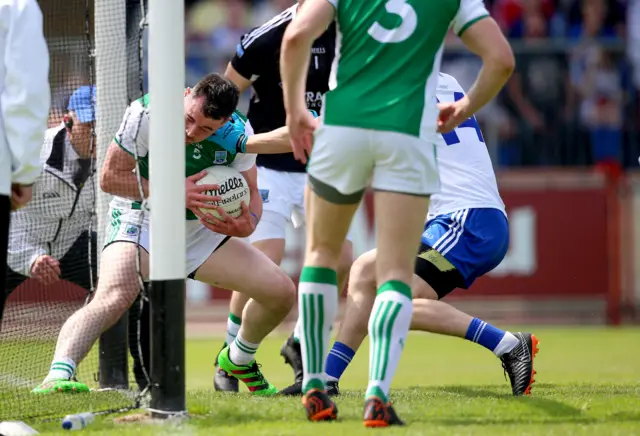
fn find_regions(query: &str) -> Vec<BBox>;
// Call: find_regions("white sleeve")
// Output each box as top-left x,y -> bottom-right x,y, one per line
451,0 -> 490,37
114,100 -> 149,157
7,220 -> 46,276
231,153 -> 257,173
3,0 -> 50,185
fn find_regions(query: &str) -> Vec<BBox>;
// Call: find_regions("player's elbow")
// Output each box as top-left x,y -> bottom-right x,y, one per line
493,50 -> 516,79
99,165 -> 116,194
100,153 -> 120,194
481,49 -> 515,85
282,25 -> 309,49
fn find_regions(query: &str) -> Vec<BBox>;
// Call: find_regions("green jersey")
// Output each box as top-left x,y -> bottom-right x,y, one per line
323,0 -> 490,138
111,94 -> 256,220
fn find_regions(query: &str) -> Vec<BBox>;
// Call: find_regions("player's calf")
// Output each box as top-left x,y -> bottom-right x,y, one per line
325,250 -> 377,386
197,238 -> 296,395
35,244 -> 145,393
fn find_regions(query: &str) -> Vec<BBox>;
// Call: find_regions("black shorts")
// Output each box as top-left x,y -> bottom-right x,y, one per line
414,242 -> 466,300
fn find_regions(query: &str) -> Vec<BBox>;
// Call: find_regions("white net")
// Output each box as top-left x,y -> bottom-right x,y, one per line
0,0 -> 148,422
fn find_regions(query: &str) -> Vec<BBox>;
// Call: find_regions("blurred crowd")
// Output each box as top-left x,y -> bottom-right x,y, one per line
183,0 -> 638,168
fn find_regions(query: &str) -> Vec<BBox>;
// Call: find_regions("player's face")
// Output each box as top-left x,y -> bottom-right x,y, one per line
184,95 -> 228,144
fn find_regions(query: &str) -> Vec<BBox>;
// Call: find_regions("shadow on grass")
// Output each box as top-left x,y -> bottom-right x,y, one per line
440,385 -> 583,417
55,384 -> 640,429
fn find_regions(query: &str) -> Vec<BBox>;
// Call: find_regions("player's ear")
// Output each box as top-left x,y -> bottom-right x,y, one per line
184,88 -> 191,97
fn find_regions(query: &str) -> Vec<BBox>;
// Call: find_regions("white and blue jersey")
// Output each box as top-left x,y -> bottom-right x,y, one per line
421,73 -> 509,288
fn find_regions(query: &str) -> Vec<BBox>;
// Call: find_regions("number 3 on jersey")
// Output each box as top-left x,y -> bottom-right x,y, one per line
368,0 -> 417,44
437,92 -> 485,146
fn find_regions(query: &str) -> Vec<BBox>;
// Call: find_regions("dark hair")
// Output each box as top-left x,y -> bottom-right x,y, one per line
192,73 -> 240,120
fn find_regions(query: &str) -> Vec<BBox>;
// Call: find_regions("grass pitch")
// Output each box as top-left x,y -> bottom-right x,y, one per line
4,326 -> 640,435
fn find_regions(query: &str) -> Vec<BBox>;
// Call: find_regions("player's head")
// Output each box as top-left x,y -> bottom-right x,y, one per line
184,73 -> 239,144
65,85 -> 96,158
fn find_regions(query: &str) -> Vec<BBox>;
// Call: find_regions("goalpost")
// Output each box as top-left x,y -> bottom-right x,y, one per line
146,0 -> 187,418
96,0 -> 187,419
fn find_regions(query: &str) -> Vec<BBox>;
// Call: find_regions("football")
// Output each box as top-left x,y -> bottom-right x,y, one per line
195,166 -> 250,219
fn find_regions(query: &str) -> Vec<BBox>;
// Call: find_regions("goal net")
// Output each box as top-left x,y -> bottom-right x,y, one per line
0,0 -> 148,422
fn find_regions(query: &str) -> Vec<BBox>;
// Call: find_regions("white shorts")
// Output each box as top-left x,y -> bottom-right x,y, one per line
103,207 -> 229,276
307,124 -> 440,197
250,166 -> 356,243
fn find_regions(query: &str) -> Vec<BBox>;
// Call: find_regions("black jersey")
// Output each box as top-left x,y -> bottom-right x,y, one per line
231,5 -> 335,173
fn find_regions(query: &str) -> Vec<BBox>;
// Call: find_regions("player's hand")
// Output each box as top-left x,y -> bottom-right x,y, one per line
199,202 -> 257,238
10,184 -> 33,211
287,108 -> 316,164
437,98 -> 473,134
185,170 -> 222,214
30,255 -> 61,286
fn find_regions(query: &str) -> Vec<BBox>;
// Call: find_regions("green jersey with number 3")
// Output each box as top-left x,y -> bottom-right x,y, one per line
323,0 -> 489,138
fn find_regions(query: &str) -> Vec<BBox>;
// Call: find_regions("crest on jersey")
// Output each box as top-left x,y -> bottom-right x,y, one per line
125,225 -> 139,237
214,150 -> 227,164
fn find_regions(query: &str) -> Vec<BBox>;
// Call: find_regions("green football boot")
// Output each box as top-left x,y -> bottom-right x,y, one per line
31,378 -> 90,394
216,345 -> 277,396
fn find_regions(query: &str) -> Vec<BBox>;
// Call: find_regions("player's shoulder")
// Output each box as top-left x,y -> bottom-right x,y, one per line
205,110 -> 249,154
437,73 -> 465,93
238,5 -> 295,51
131,93 -> 150,110
124,94 -> 150,121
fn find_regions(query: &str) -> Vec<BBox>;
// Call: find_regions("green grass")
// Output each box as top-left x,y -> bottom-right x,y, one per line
4,327 -> 640,435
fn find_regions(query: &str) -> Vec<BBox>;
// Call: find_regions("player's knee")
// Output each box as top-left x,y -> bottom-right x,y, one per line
265,268 -> 296,312
348,250 -> 377,297
411,276 -> 439,300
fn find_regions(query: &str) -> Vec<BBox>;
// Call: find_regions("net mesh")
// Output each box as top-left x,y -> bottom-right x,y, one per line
0,0 -> 147,422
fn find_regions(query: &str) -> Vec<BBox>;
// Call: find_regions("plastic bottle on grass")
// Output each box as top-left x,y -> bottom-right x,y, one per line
61,412 -> 95,430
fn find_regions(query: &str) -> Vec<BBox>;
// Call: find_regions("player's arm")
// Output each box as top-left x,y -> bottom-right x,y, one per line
244,127 -> 291,154
225,22 -> 273,93
244,112 -> 320,154
459,19 -> 514,114
101,103 -> 150,199
100,141 -> 149,200
3,0 -> 50,187
445,1 -> 514,126
224,63 -> 253,94
281,0 -> 335,117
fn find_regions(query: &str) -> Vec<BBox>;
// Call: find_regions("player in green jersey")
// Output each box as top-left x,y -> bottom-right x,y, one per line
280,0 -> 514,426
31,73 -> 302,397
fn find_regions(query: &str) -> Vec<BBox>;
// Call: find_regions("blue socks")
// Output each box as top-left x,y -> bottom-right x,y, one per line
325,341 -> 355,382
325,319 -> 515,386
465,318 -> 506,352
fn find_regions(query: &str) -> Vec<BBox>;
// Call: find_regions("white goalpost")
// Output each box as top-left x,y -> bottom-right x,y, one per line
146,0 -> 187,418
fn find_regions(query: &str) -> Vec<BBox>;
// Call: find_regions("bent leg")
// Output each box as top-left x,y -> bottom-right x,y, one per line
36,243 -> 148,391
195,237 -> 295,346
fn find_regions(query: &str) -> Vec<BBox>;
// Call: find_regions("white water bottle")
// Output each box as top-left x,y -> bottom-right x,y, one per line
61,412 -> 94,430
